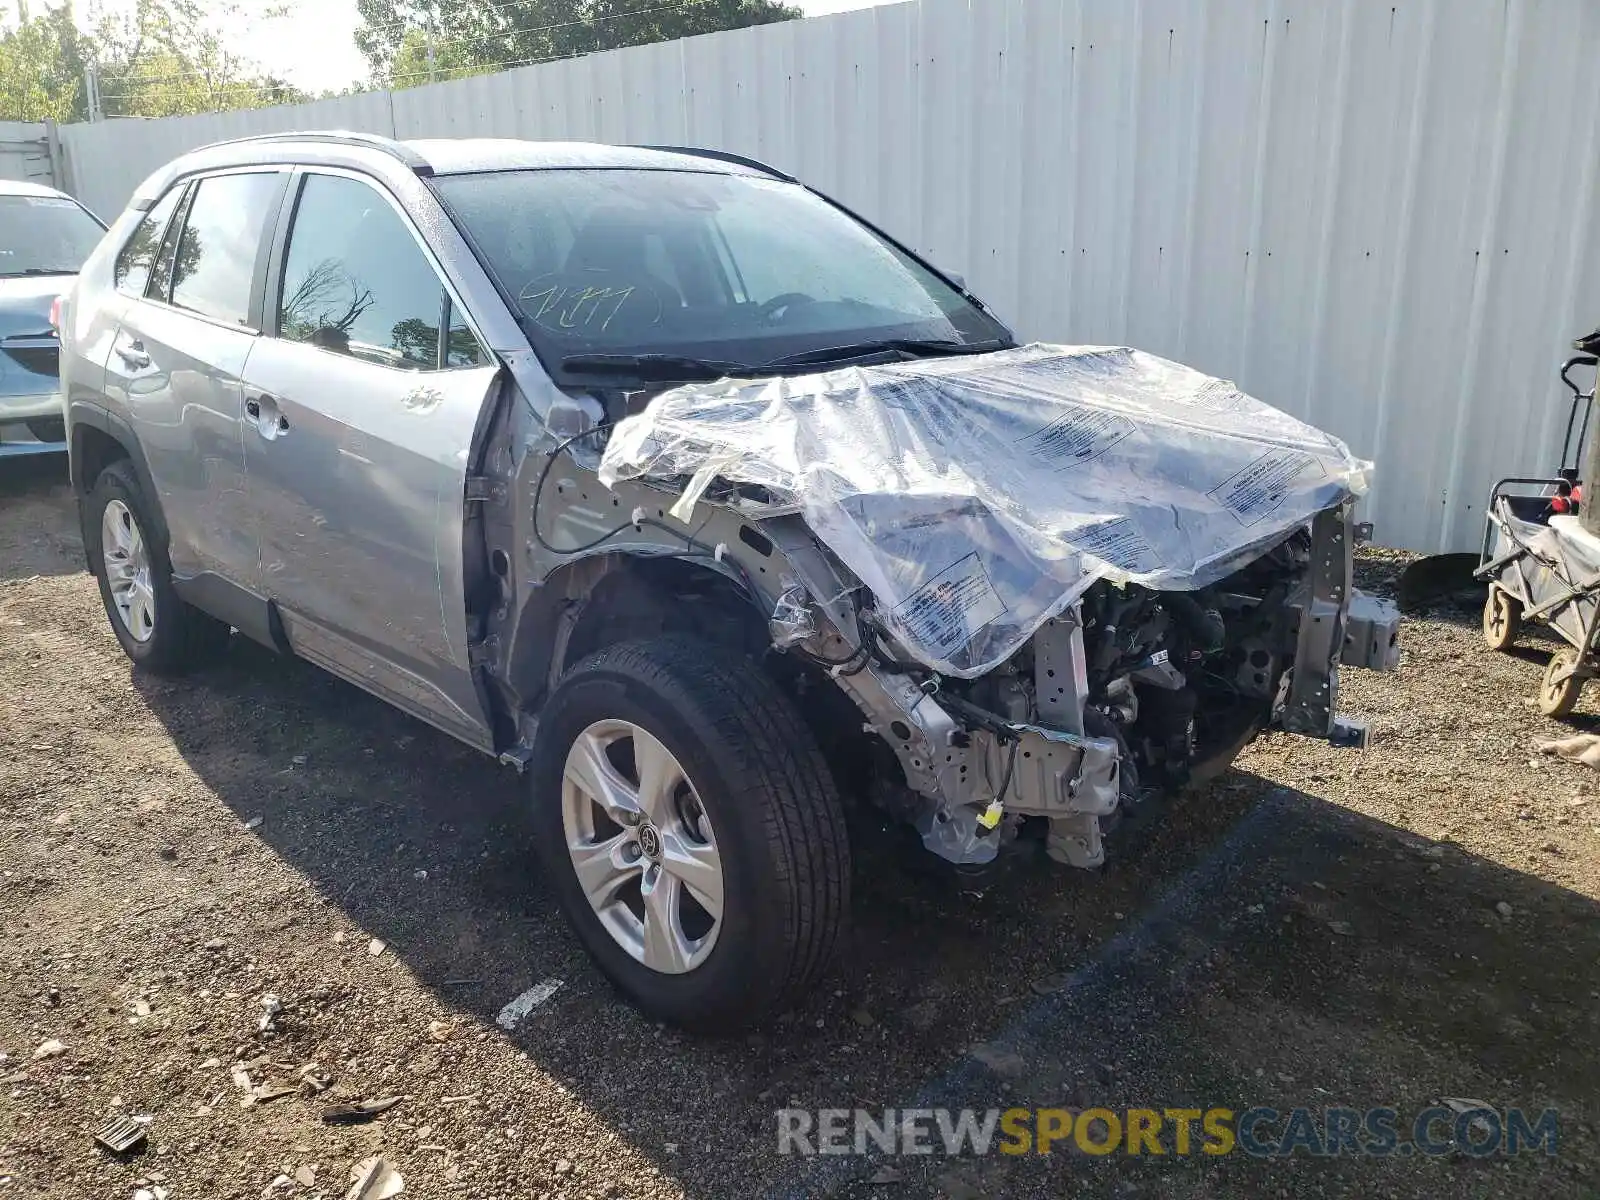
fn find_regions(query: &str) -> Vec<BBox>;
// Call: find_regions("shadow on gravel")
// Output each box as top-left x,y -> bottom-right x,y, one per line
132,640 -> 1600,1200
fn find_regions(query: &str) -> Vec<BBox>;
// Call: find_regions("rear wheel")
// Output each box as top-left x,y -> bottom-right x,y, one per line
1482,583 -> 1522,652
530,636 -> 849,1030
86,460 -> 229,673
1539,648 -> 1583,718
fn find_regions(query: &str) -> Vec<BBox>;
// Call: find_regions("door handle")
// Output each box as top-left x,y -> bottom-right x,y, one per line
115,341 -> 149,368
246,394 -> 290,439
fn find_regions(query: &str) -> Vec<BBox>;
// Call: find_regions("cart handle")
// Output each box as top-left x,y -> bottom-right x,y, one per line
1561,354 -> 1598,398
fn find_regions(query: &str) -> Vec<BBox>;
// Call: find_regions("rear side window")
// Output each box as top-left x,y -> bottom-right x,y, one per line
277,173 -> 484,371
168,172 -> 282,326
115,187 -> 183,295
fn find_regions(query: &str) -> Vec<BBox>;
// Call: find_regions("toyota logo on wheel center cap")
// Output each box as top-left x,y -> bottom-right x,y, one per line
637,823 -> 663,860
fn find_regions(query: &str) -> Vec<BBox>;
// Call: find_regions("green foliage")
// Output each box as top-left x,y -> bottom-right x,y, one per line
0,0 -> 308,122
388,26 -> 492,86
94,0 -> 309,117
0,5 -> 86,121
355,0 -> 802,89
0,0 -> 804,121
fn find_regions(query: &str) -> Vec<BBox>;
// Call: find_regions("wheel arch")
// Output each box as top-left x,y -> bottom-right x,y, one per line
69,402 -> 168,567
503,551 -> 770,720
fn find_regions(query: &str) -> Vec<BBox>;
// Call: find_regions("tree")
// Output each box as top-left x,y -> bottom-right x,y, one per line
0,4 -> 88,121
91,0 -> 309,118
387,25 -> 487,86
0,0 -> 307,123
355,0 -> 801,89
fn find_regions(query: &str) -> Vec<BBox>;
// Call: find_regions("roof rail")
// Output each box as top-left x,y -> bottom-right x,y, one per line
633,145 -> 793,182
193,130 -> 434,176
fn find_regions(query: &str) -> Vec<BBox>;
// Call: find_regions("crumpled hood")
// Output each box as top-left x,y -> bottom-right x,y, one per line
598,343 -> 1372,677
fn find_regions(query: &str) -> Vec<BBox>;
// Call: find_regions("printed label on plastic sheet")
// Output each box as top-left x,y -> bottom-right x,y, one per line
1208,449 -> 1328,526
892,553 -> 1009,656
1071,517 -> 1162,574
1021,405 -> 1136,469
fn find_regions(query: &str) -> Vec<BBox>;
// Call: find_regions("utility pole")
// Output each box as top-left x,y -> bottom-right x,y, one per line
82,65 -> 101,122
425,2 -> 437,83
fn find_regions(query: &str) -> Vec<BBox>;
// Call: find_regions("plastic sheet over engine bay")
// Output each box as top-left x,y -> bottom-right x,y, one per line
597,343 -> 1372,677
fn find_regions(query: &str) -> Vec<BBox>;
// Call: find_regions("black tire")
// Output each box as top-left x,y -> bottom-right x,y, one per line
86,460 -> 230,673
1482,583 -> 1522,652
530,636 -> 850,1030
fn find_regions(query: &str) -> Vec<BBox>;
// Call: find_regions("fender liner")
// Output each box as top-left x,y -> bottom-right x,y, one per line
68,400 -> 169,550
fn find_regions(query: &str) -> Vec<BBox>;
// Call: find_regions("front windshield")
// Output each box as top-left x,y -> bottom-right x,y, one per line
0,193 -> 104,277
433,168 -> 1009,375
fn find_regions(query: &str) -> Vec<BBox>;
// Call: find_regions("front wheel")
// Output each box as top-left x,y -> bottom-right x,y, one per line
530,636 -> 850,1030
1482,583 -> 1522,652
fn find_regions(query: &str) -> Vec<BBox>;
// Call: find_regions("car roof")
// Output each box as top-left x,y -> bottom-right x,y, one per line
405,138 -> 773,177
129,132 -> 790,213
0,178 -> 74,200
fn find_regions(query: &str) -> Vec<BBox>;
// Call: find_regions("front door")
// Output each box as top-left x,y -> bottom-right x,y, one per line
240,169 -> 500,747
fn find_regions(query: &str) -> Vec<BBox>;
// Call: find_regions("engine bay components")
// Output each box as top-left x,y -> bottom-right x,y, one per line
596,344 -> 1397,871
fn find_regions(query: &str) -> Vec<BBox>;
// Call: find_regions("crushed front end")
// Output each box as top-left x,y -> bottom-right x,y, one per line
598,343 -> 1402,871
759,500 -> 1399,872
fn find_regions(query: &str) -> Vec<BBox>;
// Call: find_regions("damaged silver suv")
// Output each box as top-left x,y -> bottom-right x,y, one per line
61,133 -> 1400,1029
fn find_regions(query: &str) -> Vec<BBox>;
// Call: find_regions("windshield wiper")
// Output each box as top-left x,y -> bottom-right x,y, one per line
0,267 -> 79,278
759,337 -> 1012,370
558,352 -> 749,382
558,337 -> 1013,383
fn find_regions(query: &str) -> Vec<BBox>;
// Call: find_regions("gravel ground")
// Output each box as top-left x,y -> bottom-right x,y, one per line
2,455 -> 1598,1199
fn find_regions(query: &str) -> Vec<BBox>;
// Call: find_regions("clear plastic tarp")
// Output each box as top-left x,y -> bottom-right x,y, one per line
598,344 -> 1372,677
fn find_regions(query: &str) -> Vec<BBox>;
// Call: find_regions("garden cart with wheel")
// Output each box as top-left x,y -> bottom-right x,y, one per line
1476,330 -> 1600,716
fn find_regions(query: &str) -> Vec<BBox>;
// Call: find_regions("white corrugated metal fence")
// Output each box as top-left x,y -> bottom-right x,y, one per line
0,120 -> 61,189
55,0 -> 1600,553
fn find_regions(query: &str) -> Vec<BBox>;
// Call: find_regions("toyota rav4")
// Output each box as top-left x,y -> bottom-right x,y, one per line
61,133 -> 1400,1029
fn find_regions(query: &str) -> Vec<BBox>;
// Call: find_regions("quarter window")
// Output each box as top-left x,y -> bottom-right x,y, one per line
278,173 -> 484,371
168,172 -> 283,326
147,186 -> 192,302
445,302 -> 481,368
114,186 -> 184,296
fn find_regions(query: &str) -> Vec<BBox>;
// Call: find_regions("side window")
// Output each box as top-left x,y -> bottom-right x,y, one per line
114,186 -> 184,296
445,303 -> 484,368
148,186 -> 192,301
278,173 -> 484,371
168,172 -> 283,326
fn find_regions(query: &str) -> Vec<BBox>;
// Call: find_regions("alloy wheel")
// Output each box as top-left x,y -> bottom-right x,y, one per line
561,719 -> 724,974
101,498 -> 156,642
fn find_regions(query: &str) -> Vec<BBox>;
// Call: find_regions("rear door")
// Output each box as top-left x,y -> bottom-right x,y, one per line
240,168 -> 500,747
101,169 -> 288,597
